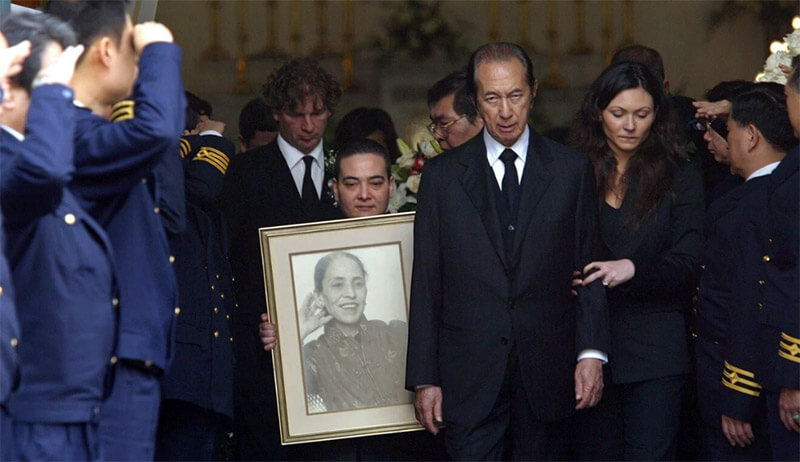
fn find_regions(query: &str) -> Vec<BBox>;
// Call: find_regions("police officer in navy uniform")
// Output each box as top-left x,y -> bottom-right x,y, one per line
0,12 -> 118,460
717,85 -> 799,459
0,30 -> 28,462
46,1 -> 186,459
154,102 -> 237,460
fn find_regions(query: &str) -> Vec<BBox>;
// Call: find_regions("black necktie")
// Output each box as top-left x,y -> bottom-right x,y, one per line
500,149 -> 519,214
301,156 -> 318,208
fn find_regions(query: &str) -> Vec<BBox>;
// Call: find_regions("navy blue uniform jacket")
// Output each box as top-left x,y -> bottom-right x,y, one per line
1,85 -> 116,422
68,43 -> 185,371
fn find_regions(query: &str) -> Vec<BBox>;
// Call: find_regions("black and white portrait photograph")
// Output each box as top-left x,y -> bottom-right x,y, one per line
289,245 -> 413,414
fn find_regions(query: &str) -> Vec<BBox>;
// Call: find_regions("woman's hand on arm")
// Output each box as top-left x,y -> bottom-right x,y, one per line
580,259 -> 636,289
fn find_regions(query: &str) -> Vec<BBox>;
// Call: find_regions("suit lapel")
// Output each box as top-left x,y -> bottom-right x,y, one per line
510,131 -> 554,264
458,137 -> 508,269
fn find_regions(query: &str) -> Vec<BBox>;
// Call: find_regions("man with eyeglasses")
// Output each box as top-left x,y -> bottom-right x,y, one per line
427,70 -> 483,150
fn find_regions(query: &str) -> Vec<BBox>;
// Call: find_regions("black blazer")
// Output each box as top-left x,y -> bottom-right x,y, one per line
220,140 -> 339,458
406,129 -> 609,425
602,163 -> 704,384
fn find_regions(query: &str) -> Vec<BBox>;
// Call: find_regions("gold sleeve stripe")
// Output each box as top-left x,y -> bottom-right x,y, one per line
781,332 -> 800,344
195,148 -> 230,169
779,340 -> 800,364
197,147 -> 229,165
722,378 -> 762,397
110,100 -> 135,122
179,138 -> 192,158
194,156 -> 226,174
722,369 -> 762,390
723,361 -> 757,379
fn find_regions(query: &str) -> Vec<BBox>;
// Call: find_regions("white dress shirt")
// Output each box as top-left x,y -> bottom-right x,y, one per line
746,161 -> 780,181
277,135 -> 324,199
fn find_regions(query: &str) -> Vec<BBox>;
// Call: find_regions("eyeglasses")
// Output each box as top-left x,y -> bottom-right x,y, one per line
428,115 -> 465,136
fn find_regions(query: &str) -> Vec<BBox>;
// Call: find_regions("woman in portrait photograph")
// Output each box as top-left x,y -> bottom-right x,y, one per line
299,251 -> 412,413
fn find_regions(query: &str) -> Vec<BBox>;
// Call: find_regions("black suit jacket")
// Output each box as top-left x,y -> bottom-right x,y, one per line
220,140 -> 339,458
406,129 -> 609,425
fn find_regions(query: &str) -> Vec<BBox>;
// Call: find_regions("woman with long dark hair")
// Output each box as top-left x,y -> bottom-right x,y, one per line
571,61 -> 704,460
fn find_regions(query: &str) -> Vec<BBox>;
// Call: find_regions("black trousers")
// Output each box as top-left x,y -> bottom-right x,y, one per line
444,345 -> 571,460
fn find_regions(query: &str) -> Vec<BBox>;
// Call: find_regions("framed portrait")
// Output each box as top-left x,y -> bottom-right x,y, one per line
259,212 -> 421,445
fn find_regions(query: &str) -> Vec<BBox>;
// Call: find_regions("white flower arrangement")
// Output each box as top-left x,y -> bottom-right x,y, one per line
756,29 -> 800,84
388,138 -> 443,213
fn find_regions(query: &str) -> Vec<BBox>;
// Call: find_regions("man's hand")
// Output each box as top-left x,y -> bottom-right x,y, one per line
721,414 -> 755,447
693,100 -> 731,120
195,117 -> 226,135
778,387 -> 800,433
574,358 -> 603,410
0,35 -> 31,100
258,313 -> 276,352
414,385 -> 443,435
34,44 -> 84,88
133,22 -> 173,54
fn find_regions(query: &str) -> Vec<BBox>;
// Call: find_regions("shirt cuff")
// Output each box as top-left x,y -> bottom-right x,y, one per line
577,349 -> 608,364
199,130 -> 223,137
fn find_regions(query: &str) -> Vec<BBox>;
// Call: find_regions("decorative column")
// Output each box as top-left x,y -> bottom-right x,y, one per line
488,1 -> 500,42
231,0 -> 253,94
517,0 -> 537,53
290,0 -> 302,57
252,0 -> 286,58
541,1 -> 567,89
313,0 -> 335,56
621,0 -> 635,46
568,0 -> 592,54
200,0 -> 229,61
341,0 -> 354,89
602,0 -> 613,65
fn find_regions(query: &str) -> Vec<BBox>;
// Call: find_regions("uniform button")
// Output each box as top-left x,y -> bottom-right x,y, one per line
235,303 -> 239,308
213,306 -> 219,314
0,285 -> 3,297
226,314 -> 230,320
154,207 -> 160,214
216,274 -> 220,280
759,280 -> 766,286
220,293 -> 225,300
112,297 -> 119,308
757,302 -> 764,310
768,238 -> 773,244
144,360 -> 153,368
169,255 -> 175,264
231,277 -> 235,282
141,177 -> 147,184
762,255 -> 771,262
229,337 -> 234,343
700,264 -> 706,270
61,89 -> 72,99
500,337 -> 509,345
110,356 -> 118,365
210,285 -> 215,291
508,224 -> 515,231
214,331 -> 220,339
64,213 -> 76,225
92,406 -> 100,416
174,307 -> 181,315
9,337 -> 18,348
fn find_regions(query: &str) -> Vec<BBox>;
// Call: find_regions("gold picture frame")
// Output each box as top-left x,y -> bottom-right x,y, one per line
259,212 -> 421,445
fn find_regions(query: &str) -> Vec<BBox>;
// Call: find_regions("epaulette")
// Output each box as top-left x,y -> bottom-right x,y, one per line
193,145 -> 230,174
722,361 -> 762,397
778,332 -> 800,364
110,100 -> 135,122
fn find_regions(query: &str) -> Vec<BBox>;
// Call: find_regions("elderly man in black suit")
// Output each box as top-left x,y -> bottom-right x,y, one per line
220,57 -> 342,460
405,42 -> 609,460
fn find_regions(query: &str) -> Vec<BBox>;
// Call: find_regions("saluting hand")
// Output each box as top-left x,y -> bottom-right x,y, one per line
133,22 -> 173,54
298,292 -> 332,341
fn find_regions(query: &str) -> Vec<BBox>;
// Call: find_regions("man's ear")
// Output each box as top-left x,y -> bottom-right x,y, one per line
95,37 -> 115,68
388,175 -> 395,198
332,178 -> 340,204
272,108 -> 280,122
746,124 -> 760,152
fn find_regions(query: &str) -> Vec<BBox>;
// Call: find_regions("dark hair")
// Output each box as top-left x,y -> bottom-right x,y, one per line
333,107 -> 400,162
427,70 -> 478,123
313,252 -> 366,292
789,55 -> 800,93
238,97 -> 278,145
730,84 -> 797,153
466,42 -> 536,103
184,91 -> 211,131
46,0 -> 128,58
1,12 -> 77,93
262,57 -> 342,114
611,44 -> 665,83
334,138 -> 392,180
571,61 -> 683,228
704,80 -> 755,103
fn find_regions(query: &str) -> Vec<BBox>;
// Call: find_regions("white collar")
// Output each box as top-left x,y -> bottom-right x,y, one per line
277,134 -> 324,168
1,124 -> 24,141
484,125 -> 530,165
746,161 -> 781,181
